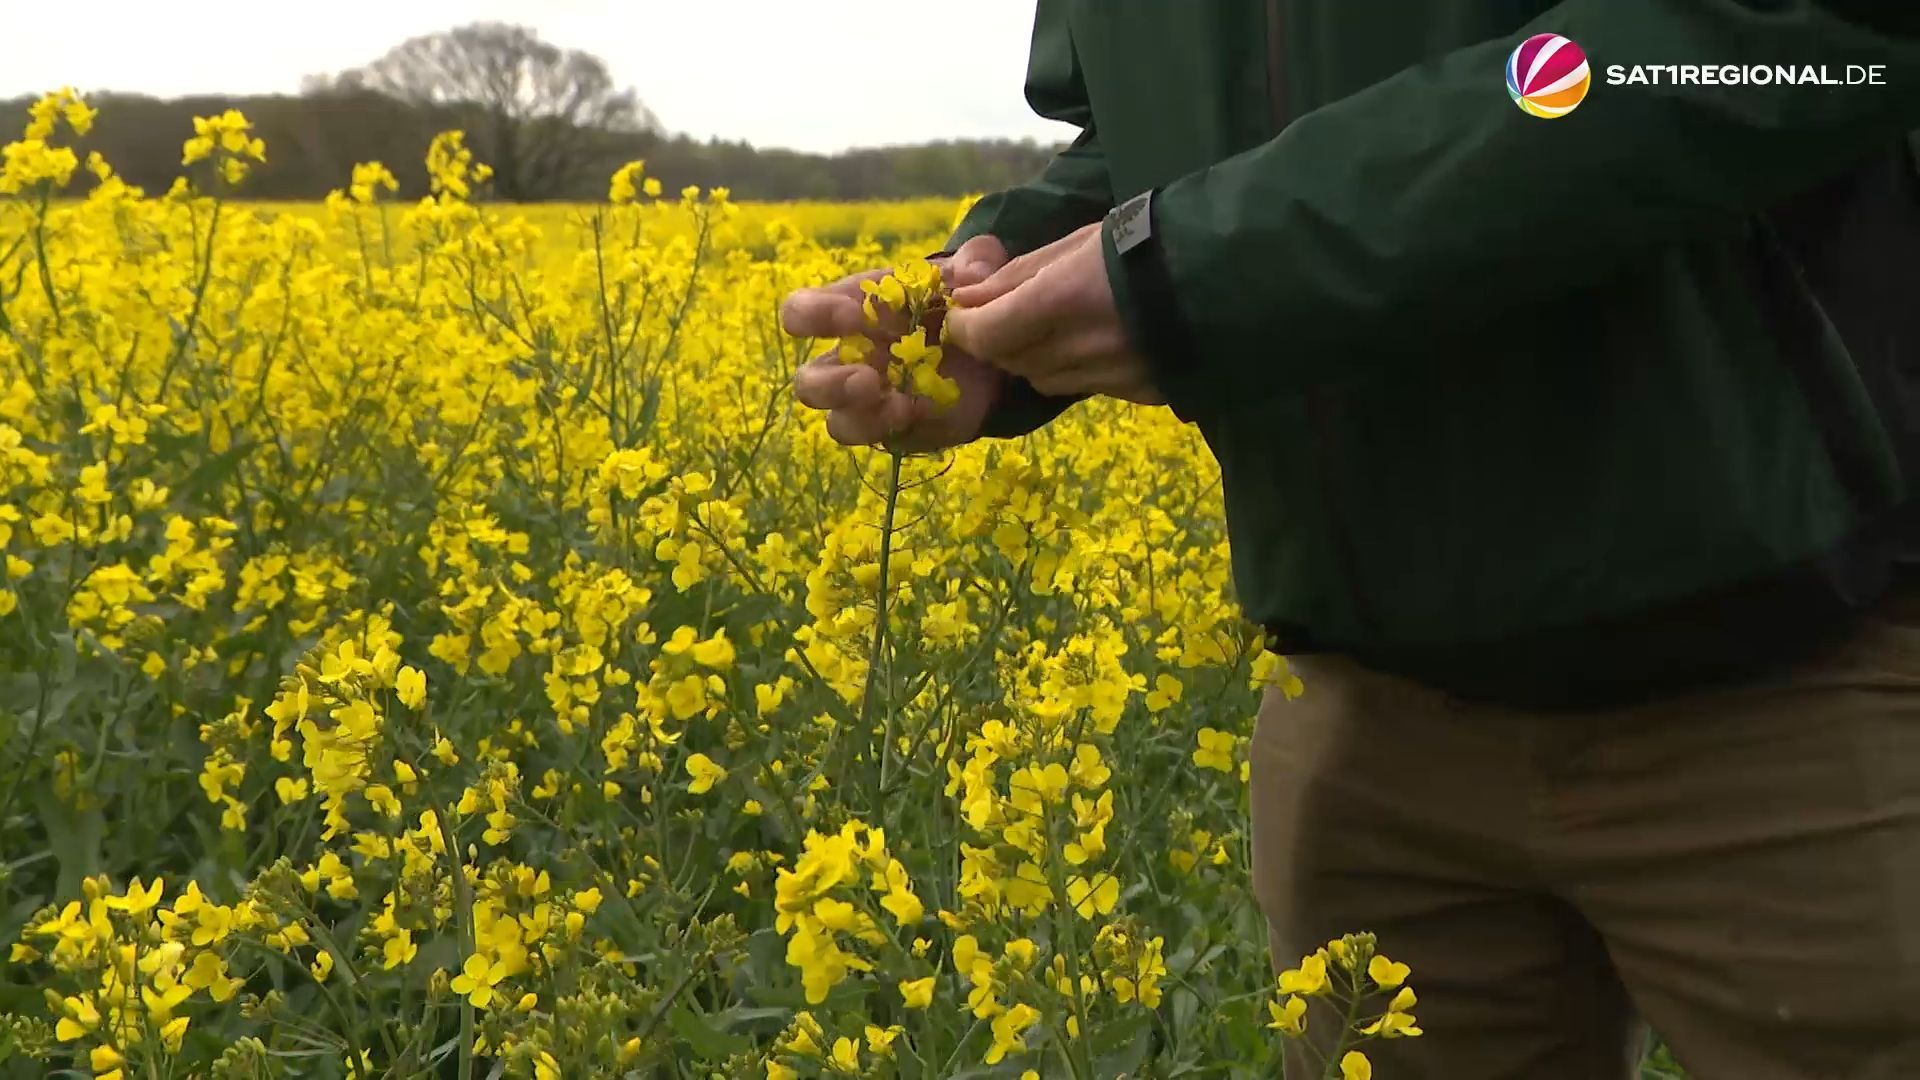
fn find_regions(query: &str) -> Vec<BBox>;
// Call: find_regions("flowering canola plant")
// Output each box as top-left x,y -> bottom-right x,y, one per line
0,91 -> 1418,1079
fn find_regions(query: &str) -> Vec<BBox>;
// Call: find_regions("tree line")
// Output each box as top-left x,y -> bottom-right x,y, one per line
5,22 -> 1061,203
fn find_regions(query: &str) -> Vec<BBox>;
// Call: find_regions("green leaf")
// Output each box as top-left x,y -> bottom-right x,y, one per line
1090,1014 -> 1156,1075
1172,984 -> 1200,1036
33,788 -> 104,899
666,1003 -> 752,1061
712,1004 -> 792,1029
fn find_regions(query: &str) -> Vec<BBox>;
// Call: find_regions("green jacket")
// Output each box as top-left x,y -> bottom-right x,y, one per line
950,1 -> 1920,707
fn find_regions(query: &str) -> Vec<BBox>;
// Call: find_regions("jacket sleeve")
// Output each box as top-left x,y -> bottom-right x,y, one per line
1114,0 -> 1920,419
950,0 -> 1113,438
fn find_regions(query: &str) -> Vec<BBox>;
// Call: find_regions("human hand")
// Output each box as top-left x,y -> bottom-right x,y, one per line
783,235 -> 1011,451
944,222 -> 1163,405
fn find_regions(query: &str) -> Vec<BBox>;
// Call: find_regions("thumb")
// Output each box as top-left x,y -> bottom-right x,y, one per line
948,235 -> 1009,288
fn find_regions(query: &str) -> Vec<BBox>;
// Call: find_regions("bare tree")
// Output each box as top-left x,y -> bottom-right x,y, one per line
327,22 -> 656,199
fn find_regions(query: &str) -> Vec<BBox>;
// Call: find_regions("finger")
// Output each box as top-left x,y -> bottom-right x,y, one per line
950,225 -> 1088,308
1002,322 -> 1128,372
945,276 -> 1064,361
826,406 -> 885,447
883,403 -> 948,454
946,235 -> 1009,288
781,288 -> 867,339
793,356 -> 889,410
994,323 -> 1133,392
1078,351 -> 1162,403
825,390 -> 919,446
1030,369 -> 1090,398
867,298 -> 916,340
880,391 -> 922,433
793,357 -> 853,409
779,267 -> 892,337
840,363 -> 888,408
949,248 -> 1052,310
1040,354 -> 1158,403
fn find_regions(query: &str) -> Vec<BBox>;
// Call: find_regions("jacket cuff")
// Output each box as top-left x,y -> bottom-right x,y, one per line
1102,190 -> 1202,423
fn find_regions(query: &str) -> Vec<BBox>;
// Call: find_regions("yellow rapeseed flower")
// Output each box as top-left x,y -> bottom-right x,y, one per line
898,976 -> 935,1009
685,753 -> 727,794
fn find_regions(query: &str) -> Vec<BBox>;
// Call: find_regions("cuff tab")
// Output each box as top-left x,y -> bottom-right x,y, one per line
1110,190 -> 1153,255
1104,188 -> 1199,422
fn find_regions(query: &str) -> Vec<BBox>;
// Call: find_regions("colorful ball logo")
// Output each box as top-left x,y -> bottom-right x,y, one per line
1506,33 -> 1591,118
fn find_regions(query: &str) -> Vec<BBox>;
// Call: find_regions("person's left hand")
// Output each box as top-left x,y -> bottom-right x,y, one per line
944,223 -> 1165,405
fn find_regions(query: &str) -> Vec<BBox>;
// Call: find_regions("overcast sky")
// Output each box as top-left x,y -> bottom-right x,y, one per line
0,0 -> 1076,153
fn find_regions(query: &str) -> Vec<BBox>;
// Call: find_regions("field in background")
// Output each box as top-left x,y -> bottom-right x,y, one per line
0,99 -> 1688,1078
237,196 -> 971,260
0,109 -> 1323,1078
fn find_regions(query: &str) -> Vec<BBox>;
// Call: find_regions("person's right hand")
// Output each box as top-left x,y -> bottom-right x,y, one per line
783,235 -> 1010,452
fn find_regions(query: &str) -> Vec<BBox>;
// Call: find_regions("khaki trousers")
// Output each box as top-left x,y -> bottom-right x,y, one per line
1250,600 -> 1920,1079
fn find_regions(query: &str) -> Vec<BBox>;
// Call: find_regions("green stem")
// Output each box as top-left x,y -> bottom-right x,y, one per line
156,196 -> 223,400
435,808 -> 476,1080
1043,808 -> 1098,1080
687,515 -> 863,739
1320,967 -> 1369,1080
865,448 -> 905,809
30,186 -> 61,331
590,213 -> 626,436
936,1016 -> 987,1077
879,555 -> 1028,801
306,899 -> 406,1067
235,939 -> 361,1066
1049,1016 -> 1088,1080
0,665 -> 51,829
631,944 -> 717,1045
